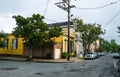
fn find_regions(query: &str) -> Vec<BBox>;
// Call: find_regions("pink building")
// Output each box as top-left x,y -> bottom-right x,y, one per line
89,39 -> 100,52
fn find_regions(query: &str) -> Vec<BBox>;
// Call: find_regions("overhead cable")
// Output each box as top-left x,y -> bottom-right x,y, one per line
103,10 -> 120,29
75,0 -> 120,10
44,18 -> 58,23
44,0 -> 49,17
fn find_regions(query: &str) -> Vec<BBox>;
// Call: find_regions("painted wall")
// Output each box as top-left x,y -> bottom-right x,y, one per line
0,35 -> 23,56
90,39 -> 100,52
0,27 -> 76,59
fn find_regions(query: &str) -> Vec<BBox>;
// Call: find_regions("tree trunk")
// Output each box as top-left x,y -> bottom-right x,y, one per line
82,38 -> 86,60
83,46 -> 86,60
88,43 -> 90,51
28,47 -> 33,61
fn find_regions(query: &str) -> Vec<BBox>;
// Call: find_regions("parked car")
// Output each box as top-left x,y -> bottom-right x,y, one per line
112,53 -> 120,58
98,52 -> 105,57
118,59 -> 120,72
85,52 -> 96,60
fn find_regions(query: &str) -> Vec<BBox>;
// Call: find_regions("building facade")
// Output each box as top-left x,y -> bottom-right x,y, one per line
0,21 -> 84,59
0,35 -> 23,56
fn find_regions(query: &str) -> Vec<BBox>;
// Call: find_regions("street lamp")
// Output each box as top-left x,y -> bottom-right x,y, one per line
55,0 -> 75,61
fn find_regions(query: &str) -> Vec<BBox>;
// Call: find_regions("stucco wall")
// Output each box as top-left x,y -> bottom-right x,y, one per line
0,35 -> 23,56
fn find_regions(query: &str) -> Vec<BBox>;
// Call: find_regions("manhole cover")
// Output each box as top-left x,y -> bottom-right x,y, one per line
0,67 -> 18,70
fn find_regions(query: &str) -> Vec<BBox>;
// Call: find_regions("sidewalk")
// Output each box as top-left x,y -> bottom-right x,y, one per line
0,56 -> 83,63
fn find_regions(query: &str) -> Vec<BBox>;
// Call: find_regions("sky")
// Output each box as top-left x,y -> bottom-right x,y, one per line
0,0 -> 120,44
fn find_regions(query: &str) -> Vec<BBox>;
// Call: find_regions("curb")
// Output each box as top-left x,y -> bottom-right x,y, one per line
34,60 -> 74,63
0,58 -> 26,62
0,58 -> 75,63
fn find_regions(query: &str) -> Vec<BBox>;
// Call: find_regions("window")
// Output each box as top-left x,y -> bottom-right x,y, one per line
12,38 -> 18,49
4,39 -> 8,49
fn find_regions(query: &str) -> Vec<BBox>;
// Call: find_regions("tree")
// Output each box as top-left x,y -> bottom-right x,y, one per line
98,38 -> 120,52
98,38 -> 111,52
0,31 -> 8,48
110,39 -> 118,52
117,45 -> 120,53
12,14 -> 62,60
75,19 -> 104,59
118,26 -> 120,33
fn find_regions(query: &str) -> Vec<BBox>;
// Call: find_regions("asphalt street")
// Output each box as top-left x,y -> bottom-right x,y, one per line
0,54 -> 120,77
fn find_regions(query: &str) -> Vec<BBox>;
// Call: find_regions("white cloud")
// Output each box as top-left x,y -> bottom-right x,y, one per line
0,16 -> 16,33
0,0 -> 120,44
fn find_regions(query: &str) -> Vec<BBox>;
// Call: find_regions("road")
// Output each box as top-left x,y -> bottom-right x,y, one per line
0,54 -> 119,77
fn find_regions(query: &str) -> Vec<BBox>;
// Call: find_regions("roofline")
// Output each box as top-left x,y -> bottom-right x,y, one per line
48,21 -> 74,27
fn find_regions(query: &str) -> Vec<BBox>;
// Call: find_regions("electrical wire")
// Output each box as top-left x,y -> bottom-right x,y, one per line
44,18 -> 58,23
75,0 -> 120,10
103,10 -> 120,29
44,0 -> 49,17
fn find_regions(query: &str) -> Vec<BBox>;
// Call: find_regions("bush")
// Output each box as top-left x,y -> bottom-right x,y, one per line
26,57 -> 33,62
62,52 -> 68,59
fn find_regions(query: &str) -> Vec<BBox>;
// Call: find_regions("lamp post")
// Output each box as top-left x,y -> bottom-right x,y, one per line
55,0 -> 75,61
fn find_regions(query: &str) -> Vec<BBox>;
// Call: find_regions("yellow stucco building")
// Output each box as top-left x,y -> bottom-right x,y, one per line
0,21 -> 77,59
0,35 -> 24,56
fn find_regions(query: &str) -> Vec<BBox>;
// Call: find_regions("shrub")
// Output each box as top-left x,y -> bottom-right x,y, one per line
26,57 -> 33,62
62,52 -> 68,59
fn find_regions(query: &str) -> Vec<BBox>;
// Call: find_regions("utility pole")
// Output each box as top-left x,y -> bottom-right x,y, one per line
55,0 -> 75,61
67,0 -> 70,61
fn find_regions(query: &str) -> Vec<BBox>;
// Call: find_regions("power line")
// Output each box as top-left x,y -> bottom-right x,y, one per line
44,18 -> 58,23
75,0 -> 120,10
103,10 -> 120,29
44,0 -> 49,17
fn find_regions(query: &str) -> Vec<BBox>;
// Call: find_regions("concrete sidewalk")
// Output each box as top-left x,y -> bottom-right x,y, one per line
0,56 -> 83,63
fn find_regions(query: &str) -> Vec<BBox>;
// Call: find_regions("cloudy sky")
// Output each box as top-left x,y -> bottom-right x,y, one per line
0,0 -> 120,44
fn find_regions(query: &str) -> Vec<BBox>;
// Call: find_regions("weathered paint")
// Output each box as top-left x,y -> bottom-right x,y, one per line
0,35 -> 23,56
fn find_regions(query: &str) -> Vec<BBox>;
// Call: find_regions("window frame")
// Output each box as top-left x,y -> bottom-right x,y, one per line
12,38 -> 18,49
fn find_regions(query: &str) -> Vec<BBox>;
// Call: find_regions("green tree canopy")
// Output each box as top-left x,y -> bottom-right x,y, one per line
98,38 -> 111,52
12,14 -> 62,60
0,31 -> 8,48
110,39 -> 118,52
76,19 -> 104,49
117,45 -> 120,52
75,19 -> 104,59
